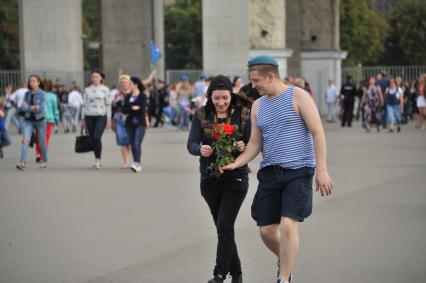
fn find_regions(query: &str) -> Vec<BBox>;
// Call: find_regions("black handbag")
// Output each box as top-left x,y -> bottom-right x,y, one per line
75,128 -> 93,153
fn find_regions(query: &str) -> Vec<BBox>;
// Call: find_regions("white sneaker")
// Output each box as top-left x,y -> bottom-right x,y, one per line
130,164 -> 142,173
92,164 -> 103,170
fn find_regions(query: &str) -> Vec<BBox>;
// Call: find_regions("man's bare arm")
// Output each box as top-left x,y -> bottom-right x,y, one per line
222,99 -> 262,170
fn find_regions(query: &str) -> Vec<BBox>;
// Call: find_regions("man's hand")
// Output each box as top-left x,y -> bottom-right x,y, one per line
132,105 -> 140,111
220,162 -> 239,174
106,122 -> 112,130
315,171 -> 333,196
200,145 -> 213,157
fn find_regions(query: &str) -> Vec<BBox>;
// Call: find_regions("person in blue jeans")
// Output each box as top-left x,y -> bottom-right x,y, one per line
223,56 -> 333,283
122,76 -> 147,173
385,78 -> 404,133
16,74 -> 48,170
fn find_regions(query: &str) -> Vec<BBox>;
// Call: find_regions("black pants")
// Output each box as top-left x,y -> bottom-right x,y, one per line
201,176 -> 248,278
341,102 -> 354,127
85,115 -> 107,159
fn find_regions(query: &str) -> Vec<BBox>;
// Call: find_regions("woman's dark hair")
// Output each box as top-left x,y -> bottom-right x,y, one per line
27,74 -> 42,90
42,79 -> 53,92
130,76 -> 145,93
204,75 -> 236,118
232,76 -> 241,87
91,69 -> 105,84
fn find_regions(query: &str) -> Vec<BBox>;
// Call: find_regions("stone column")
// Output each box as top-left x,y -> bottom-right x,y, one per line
286,1 -> 302,73
202,0 -> 250,78
249,0 -> 292,78
19,0 -> 83,85
101,0 -> 163,85
300,0 -> 347,114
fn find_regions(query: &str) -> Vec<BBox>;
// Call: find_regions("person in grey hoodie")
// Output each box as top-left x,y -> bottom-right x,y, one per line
81,70 -> 112,169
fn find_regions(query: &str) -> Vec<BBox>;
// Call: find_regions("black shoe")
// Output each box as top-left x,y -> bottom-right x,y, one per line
0,147 -> 3,159
35,156 -> 41,163
208,275 -> 224,283
231,274 -> 242,283
397,125 -> 401,132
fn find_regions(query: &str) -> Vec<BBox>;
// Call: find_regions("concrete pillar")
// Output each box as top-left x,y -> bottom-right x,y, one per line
101,0 -> 163,84
249,0 -> 292,78
301,51 -> 347,113
202,0 -> 250,78
286,1 -> 302,73
19,0 -> 83,85
300,0 -> 346,114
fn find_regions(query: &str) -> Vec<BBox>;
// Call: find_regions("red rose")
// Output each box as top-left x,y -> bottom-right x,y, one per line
212,131 -> 221,141
224,124 -> 235,136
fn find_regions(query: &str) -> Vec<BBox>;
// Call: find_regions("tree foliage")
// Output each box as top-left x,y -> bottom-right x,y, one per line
340,0 -> 389,66
0,0 -> 20,69
383,0 -> 426,65
164,0 -> 202,69
82,0 -> 101,70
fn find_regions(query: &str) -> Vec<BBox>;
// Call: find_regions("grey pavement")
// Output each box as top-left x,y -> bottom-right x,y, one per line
0,122 -> 425,283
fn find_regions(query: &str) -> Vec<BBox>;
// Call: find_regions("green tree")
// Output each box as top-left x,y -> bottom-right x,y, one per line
340,0 -> 389,66
383,0 -> 426,65
0,0 -> 20,69
165,0 -> 202,69
82,0 -> 101,70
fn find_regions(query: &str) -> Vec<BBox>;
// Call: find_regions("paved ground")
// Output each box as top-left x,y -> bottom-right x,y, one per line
0,121 -> 425,283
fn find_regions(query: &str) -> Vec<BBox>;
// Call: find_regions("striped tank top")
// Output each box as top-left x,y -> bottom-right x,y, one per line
256,86 -> 316,169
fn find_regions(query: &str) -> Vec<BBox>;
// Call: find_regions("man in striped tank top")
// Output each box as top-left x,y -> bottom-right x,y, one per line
223,55 -> 333,283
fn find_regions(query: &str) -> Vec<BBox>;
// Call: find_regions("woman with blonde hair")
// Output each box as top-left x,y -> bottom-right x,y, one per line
177,76 -> 193,131
112,74 -> 132,168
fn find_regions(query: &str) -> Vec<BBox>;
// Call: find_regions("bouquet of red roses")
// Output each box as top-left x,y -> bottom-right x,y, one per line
208,120 -> 242,170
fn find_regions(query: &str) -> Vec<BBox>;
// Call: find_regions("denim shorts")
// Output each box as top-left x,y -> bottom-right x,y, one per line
251,166 -> 315,226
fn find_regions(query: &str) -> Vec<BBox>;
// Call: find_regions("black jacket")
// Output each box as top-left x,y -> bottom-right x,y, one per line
187,105 -> 251,179
122,93 -> 147,127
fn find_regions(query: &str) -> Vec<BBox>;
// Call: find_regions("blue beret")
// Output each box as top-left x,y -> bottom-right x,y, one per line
248,55 -> 279,67
180,75 -> 189,81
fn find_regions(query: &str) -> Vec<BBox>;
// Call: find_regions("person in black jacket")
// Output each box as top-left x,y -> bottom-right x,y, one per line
122,76 -> 147,173
187,75 -> 251,283
340,76 -> 358,127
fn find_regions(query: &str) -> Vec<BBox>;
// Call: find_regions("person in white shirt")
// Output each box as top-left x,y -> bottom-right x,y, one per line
4,85 -> 20,132
325,80 -> 338,122
68,84 -> 84,132
13,83 -> 29,133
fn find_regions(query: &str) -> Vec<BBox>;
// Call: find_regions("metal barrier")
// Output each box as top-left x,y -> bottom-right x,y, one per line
342,66 -> 426,83
0,70 -> 91,90
166,70 -> 204,84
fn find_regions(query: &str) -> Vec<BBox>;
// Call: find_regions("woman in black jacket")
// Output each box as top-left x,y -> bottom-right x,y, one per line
187,75 -> 251,283
122,76 -> 147,173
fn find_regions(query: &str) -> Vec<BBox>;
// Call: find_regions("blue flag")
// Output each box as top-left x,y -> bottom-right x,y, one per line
151,41 -> 162,67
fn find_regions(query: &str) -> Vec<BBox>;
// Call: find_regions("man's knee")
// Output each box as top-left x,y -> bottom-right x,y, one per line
280,217 -> 298,237
259,224 -> 279,240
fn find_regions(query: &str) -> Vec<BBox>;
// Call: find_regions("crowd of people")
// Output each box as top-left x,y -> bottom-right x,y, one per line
3,58 -> 425,283
323,73 -> 426,132
0,57 -> 333,283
